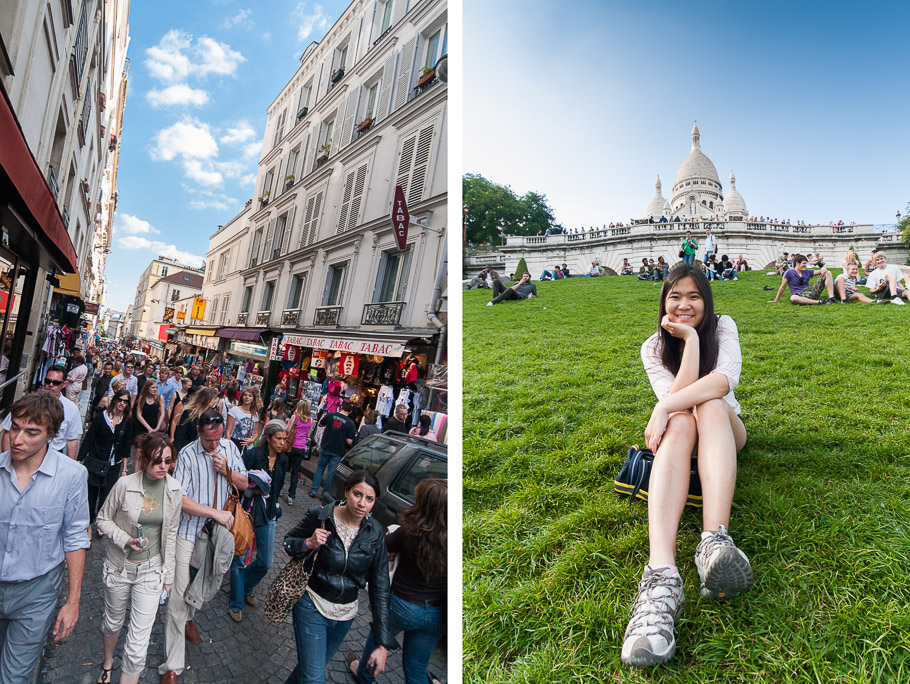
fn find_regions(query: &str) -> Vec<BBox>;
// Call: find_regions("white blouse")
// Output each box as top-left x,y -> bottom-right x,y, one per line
640,314 -> 742,415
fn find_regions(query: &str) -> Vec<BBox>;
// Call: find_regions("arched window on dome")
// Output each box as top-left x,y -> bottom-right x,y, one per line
709,201 -> 714,209
702,200 -> 707,206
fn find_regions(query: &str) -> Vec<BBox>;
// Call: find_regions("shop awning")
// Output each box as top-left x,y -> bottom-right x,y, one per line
0,81 -> 77,272
53,270 -> 83,298
216,327 -> 270,341
281,333 -> 412,357
185,327 -> 217,336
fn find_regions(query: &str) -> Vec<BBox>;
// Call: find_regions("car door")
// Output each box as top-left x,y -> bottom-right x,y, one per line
373,450 -> 448,526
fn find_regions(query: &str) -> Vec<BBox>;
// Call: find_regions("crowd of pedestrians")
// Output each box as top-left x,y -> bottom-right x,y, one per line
0,343 -> 448,684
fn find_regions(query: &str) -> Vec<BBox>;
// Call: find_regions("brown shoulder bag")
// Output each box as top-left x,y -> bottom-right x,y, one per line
213,462 -> 255,556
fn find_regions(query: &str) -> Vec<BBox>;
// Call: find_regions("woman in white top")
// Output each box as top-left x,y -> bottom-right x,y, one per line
622,264 -> 751,668
226,387 -> 262,452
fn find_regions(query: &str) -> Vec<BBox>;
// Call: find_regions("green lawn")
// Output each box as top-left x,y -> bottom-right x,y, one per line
463,270 -> 910,684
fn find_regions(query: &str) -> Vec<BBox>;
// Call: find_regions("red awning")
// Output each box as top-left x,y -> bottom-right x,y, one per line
0,83 -> 78,272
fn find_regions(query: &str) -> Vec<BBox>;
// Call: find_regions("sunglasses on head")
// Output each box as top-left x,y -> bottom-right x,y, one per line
201,416 -> 224,426
44,378 -> 65,386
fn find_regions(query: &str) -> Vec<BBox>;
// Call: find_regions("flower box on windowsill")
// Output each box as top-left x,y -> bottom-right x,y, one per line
416,69 -> 435,88
331,68 -> 345,84
285,175 -> 295,187
356,117 -> 374,133
296,106 -> 308,121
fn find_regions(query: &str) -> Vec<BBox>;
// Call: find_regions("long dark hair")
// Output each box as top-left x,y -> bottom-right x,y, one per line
657,264 -> 720,378
398,478 -> 446,580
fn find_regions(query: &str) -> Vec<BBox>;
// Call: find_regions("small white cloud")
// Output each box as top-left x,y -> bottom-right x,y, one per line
221,120 -> 256,145
182,186 -> 239,211
145,29 -> 245,84
243,141 -> 261,160
150,118 -> 218,161
116,213 -> 159,236
146,84 -> 210,108
220,8 -> 252,29
293,3 -> 331,42
261,32 -> 272,41
238,173 -> 258,187
214,160 -> 247,179
116,236 -> 205,267
183,160 -> 224,186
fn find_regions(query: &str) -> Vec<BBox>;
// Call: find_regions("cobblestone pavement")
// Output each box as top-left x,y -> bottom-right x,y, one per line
38,466 -> 447,684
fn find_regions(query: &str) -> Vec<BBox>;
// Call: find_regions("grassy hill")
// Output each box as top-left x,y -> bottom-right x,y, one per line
463,270 -> 910,683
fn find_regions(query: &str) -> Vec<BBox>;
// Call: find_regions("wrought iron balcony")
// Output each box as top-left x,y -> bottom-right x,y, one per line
48,166 -> 60,199
362,301 -> 405,326
237,312 -> 249,325
314,306 -> 342,326
255,311 -> 270,326
281,309 -> 300,327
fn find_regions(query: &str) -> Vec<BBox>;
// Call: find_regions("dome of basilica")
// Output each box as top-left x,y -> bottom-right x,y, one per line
674,122 -> 719,185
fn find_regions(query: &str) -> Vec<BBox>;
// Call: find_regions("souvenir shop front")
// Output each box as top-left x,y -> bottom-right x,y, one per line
178,327 -> 221,367
215,327 -> 272,387
276,332 -> 448,442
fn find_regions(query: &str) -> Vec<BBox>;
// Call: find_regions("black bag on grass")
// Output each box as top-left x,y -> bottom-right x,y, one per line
613,445 -> 702,521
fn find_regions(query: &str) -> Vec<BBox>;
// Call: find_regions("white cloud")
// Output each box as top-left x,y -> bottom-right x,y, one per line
115,213 -> 159,236
293,3 -> 331,41
183,186 -> 240,211
183,160 -> 223,186
238,173 -> 257,187
243,141 -> 261,160
145,29 -> 245,84
150,118 -> 218,161
214,160 -> 247,179
220,8 -> 252,29
146,84 -> 210,108
221,120 -> 256,145
116,236 -> 205,267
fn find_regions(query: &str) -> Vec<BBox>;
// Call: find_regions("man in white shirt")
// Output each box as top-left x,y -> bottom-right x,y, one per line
703,227 -> 718,263
866,250 -> 910,305
0,366 -> 83,459
107,360 -> 138,407
585,261 -> 601,277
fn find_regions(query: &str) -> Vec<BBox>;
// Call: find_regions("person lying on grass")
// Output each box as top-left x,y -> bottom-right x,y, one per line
622,264 -> 752,668
865,250 -> 910,306
768,253 -> 836,305
835,262 -> 875,304
486,272 -> 537,306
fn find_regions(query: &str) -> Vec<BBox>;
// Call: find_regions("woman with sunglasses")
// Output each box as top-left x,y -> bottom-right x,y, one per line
78,387 -> 132,538
95,432 -> 181,684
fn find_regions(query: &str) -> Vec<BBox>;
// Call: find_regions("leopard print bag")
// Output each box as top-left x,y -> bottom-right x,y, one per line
264,522 -> 324,623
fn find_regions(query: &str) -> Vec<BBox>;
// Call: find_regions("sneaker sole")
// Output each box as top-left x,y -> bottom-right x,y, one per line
622,640 -> 676,667
695,547 -> 754,599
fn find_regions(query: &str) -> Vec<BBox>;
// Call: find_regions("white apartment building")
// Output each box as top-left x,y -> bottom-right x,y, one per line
127,256 -> 203,346
0,0 -> 131,405
201,202 -> 254,329
219,0 -> 447,368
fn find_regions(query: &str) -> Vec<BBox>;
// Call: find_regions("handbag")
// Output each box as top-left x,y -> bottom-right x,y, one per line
215,463 -> 255,556
613,445 -> 702,521
81,454 -> 110,477
285,415 -> 297,454
678,249 -> 685,258
264,521 -> 325,623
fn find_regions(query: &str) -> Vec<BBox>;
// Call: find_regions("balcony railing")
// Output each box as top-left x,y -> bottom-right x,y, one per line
79,78 -> 93,142
48,166 -> 60,199
237,312 -> 248,325
73,0 -> 89,84
362,301 -> 405,326
314,306 -> 342,326
281,309 -> 300,327
255,311 -> 270,326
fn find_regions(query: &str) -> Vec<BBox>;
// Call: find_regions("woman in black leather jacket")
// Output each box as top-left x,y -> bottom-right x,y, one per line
283,470 -> 398,684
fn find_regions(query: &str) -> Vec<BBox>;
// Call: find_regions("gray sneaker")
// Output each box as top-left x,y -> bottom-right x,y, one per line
694,525 -> 753,599
621,566 -> 685,667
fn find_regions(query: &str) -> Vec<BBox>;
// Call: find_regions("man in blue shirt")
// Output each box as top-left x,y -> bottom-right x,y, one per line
0,391 -> 90,683
158,366 -> 177,412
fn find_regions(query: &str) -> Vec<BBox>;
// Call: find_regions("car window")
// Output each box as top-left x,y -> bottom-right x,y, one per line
389,452 -> 447,501
345,437 -> 400,475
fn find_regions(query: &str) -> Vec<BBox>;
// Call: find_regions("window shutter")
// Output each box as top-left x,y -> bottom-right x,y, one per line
346,163 -> 369,232
376,52 -> 397,122
315,59 -> 326,102
372,251 -> 389,302
299,195 -> 317,248
282,207 -> 297,254
352,14 -> 365,63
336,170 -> 356,234
250,228 -> 262,265
392,36 -> 417,112
263,218 -> 276,261
407,123 -> 434,205
396,250 -> 412,300
395,132 -> 416,193
367,0 -> 379,45
340,90 -> 359,147
392,0 -> 407,25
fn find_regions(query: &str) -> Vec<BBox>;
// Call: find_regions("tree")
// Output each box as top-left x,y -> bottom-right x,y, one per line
899,203 -> 910,258
519,191 -> 558,236
463,174 -> 559,245
514,257 -> 530,281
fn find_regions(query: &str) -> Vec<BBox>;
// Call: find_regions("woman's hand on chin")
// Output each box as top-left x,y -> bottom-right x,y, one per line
661,314 -> 697,341
645,404 -> 669,452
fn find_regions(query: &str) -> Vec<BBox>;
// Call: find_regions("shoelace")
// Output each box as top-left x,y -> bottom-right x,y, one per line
698,524 -> 735,561
627,573 -> 681,634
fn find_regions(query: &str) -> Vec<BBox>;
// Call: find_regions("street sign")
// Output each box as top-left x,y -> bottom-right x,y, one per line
392,185 -> 409,251
163,307 -> 174,323
191,297 -> 205,320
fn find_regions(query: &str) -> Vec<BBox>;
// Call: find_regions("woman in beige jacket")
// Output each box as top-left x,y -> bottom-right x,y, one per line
95,431 -> 182,684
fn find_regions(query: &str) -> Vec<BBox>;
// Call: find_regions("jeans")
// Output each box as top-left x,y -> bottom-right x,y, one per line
228,519 -> 276,612
285,593 -> 354,684
490,280 -> 520,304
354,596 -> 444,684
706,269 -> 718,280
287,447 -> 307,498
682,253 -> 695,266
310,450 -> 342,497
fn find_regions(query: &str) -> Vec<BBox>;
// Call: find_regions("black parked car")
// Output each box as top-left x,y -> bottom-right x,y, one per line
323,431 -> 447,527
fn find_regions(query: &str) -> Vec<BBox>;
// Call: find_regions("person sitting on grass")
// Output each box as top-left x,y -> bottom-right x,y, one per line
585,261 -> 601,277
638,258 -> 656,281
539,265 -> 564,281
768,253 -> 836,305
842,249 -> 864,283
705,255 -> 719,281
835,262 -> 875,304
487,272 -> 537,306
622,264 -> 751,668
719,255 -> 738,281
735,255 -> 749,272
656,256 -> 668,280
620,258 -> 634,276
560,263 -> 571,277
865,250 -> 910,305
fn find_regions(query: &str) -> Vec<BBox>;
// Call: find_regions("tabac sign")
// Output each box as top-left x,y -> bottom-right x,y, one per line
283,334 -> 405,357
392,185 -> 409,251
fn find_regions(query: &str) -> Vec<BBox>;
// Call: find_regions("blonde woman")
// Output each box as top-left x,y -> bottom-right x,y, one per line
95,376 -> 127,413
95,432 -> 181,684
284,399 -> 313,505
171,387 -> 219,453
226,387 -> 262,452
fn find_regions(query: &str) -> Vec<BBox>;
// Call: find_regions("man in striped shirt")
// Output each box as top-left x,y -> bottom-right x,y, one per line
159,409 -> 248,684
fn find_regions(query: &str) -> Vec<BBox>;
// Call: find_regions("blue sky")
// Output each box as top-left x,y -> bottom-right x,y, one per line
464,0 -> 910,231
106,0 -> 351,312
